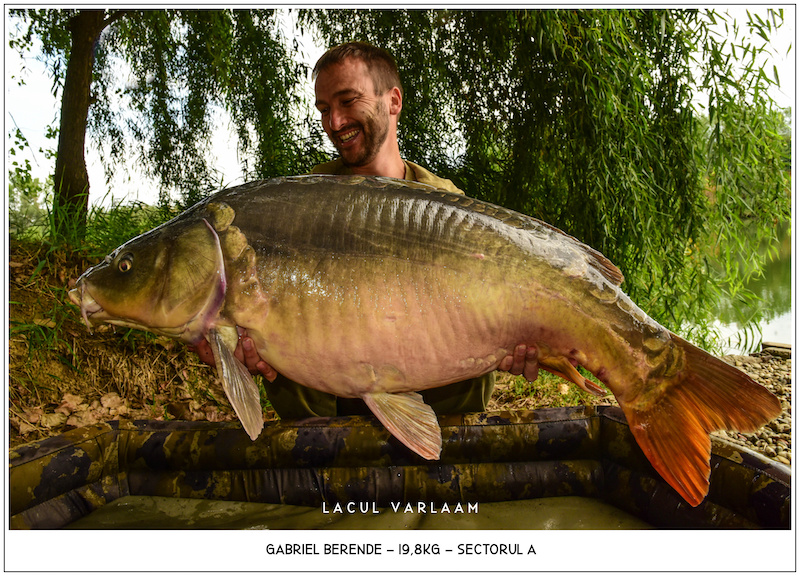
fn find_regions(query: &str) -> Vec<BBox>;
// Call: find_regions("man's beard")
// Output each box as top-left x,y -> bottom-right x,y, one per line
335,100 -> 390,167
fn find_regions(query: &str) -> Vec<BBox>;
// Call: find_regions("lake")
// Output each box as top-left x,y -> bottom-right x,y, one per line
711,223 -> 792,355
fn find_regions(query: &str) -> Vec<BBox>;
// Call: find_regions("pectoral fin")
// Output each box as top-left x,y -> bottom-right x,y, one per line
207,328 -> 264,440
363,391 -> 442,460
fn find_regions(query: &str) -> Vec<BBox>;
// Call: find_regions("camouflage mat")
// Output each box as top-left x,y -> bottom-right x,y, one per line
65,495 -> 652,530
8,406 -> 791,529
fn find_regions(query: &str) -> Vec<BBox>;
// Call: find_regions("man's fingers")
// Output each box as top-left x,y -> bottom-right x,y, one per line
191,329 -> 276,381
498,355 -> 513,372
499,344 -> 540,383
242,336 -> 258,362
242,335 -> 278,380
256,361 -> 278,382
509,344 -> 527,375
191,340 -> 216,367
523,346 -> 540,382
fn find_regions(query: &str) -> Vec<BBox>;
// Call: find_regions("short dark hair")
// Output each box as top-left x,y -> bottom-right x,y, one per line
313,41 -> 403,97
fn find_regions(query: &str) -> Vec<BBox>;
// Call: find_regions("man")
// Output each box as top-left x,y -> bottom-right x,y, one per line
195,42 -> 540,418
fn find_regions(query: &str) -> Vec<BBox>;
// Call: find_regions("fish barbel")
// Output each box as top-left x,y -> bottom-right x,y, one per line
69,174 -> 780,507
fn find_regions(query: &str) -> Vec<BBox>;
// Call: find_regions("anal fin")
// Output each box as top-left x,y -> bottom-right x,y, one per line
363,391 -> 442,460
207,328 -> 264,441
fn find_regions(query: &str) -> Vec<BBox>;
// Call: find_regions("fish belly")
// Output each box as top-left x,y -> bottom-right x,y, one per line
240,254 -> 525,398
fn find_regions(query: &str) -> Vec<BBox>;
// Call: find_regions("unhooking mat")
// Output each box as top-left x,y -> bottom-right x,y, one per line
8,406 -> 791,529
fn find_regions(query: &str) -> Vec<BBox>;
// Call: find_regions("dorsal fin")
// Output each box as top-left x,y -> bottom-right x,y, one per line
444,191 -> 626,287
584,244 -> 625,286
532,218 -> 625,286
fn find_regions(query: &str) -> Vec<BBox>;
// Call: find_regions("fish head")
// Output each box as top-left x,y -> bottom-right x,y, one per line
69,218 -> 227,343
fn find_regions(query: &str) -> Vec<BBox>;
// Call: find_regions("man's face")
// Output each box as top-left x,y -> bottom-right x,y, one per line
314,58 -> 392,168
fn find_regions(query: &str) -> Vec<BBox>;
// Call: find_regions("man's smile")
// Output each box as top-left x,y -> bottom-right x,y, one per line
335,127 -> 361,145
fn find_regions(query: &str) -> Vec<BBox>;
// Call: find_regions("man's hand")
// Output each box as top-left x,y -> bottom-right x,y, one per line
497,344 -> 540,382
190,328 -> 278,382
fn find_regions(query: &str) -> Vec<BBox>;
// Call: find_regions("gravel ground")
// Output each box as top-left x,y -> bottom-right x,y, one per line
713,347 -> 792,466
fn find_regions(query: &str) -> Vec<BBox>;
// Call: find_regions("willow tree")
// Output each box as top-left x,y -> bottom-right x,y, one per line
9,8 -> 789,346
9,8 -> 326,244
303,8 -> 790,344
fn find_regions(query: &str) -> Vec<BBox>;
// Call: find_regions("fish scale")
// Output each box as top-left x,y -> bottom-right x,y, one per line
69,174 -> 780,507
265,246 -> 490,393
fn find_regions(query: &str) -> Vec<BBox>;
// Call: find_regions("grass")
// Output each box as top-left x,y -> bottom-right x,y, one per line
7,189 -> 274,447
489,368 -> 616,413
7,213 -> 249,447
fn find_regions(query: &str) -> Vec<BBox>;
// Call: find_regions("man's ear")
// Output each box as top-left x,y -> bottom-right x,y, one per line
389,86 -> 402,116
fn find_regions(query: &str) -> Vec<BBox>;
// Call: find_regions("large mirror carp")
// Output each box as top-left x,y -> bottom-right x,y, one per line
69,175 -> 780,507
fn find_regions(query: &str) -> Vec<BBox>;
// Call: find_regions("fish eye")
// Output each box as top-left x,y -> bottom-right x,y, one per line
118,254 -> 133,273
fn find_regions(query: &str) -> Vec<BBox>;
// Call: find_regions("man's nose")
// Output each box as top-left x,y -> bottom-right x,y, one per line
327,106 -> 347,132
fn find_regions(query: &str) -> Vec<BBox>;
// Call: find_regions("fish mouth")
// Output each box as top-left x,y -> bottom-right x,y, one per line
68,284 -> 105,333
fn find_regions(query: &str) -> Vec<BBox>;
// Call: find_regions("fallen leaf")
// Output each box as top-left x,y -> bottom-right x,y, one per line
18,422 -> 36,434
101,392 -> 123,409
40,413 -> 68,428
57,393 -> 84,415
67,409 -> 100,428
108,402 -> 129,416
23,407 -> 44,424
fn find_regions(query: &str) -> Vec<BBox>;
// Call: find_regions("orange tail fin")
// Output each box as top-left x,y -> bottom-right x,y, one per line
619,334 -> 782,507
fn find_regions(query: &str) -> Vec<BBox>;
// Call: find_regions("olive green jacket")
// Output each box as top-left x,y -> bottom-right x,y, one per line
310,159 -> 465,194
